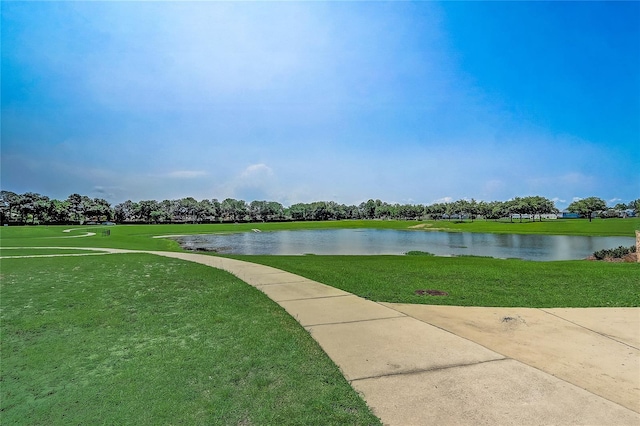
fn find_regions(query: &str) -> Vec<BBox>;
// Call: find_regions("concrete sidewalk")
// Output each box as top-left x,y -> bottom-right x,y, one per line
149,251 -> 640,425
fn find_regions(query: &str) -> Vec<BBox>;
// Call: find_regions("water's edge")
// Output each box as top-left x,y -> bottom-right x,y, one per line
172,229 -> 635,261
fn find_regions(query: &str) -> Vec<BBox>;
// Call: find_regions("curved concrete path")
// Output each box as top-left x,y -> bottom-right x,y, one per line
5,248 -> 639,425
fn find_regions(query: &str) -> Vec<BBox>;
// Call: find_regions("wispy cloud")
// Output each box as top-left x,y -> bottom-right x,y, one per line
214,164 -> 279,201
92,186 -> 120,200
2,2 -> 637,206
240,164 -> 273,180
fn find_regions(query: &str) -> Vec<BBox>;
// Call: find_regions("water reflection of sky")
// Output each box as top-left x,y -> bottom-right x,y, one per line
177,229 -> 635,261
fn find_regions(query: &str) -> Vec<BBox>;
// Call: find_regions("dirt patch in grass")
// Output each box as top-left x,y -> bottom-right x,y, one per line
415,289 -> 449,296
407,223 -> 449,232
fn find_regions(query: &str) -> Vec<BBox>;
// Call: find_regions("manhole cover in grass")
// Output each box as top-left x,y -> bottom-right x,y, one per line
415,289 -> 448,296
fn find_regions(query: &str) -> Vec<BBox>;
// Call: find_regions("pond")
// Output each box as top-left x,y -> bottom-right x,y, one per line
174,229 -> 635,261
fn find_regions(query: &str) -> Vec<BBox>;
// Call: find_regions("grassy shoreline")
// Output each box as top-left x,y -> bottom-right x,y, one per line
228,254 -> 639,308
0,218 -> 638,252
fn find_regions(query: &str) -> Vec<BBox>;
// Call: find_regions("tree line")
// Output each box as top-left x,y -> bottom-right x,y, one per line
0,190 -> 637,225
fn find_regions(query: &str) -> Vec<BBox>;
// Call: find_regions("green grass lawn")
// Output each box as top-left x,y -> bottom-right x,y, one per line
1,219 -> 638,423
1,253 -> 381,425
0,248 -> 102,257
228,255 -> 639,308
411,217 -> 639,236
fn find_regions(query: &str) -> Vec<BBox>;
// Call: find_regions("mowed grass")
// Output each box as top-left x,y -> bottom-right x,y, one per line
1,220 -> 638,423
228,255 -> 640,308
412,217 -> 639,236
0,218 -> 637,252
1,254 -> 381,425
0,248 -> 102,257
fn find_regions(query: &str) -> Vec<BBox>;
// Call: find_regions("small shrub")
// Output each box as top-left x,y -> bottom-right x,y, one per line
593,245 -> 636,260
405,251 -> 435,256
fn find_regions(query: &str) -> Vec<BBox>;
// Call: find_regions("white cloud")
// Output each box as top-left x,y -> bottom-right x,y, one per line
213,163 -> 279,201
240,163 -> 273,180
4,2 -> 637,207
433,197 -> 453,204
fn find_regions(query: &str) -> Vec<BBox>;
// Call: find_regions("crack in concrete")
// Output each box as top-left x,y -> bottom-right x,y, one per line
349,357 -> 509,383
540,308 -> 640,351
262,293 -> 350,302
303,315 -> 409,329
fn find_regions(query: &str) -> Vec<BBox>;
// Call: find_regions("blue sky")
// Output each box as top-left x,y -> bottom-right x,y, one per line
2,1 -> 638,209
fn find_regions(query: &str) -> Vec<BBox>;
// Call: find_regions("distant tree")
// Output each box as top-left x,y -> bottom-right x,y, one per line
221,198 -> 247,222
309,201 -> 330,221
359,199 -> 377,219
451,199 -> 469,220
84,198 -> 113,222
444,202 -> 456,221
521,196 -> 557,222
397,203 -> 422,220
199,199 -> 219,222
374,202 -> 395,219
426,203 -> 446,220
567,197 -> 606,222
467,199 -> 478,222
47,199 -> 71,223
613,202 -> 628,211
176,197 -> 199,223
114,200 -> 137,223
344,204 -> 361,220
34,194 -> 52,223
490,201 -> 508,221
211,199 -> 222,221
5,190 -> 632,226
451,199 -> 478,221
66,193 -> 92,223
287,203 -> 309,221
137,200 -> 159,223
17,192 -> 50,224
249,200 -> 267,222
0,190 -> 19,224
265,201 -> 285,221
325,201 -> 343,220
507,197 -> 535,223
476,201 -> 492,220
158,199 -> 178,222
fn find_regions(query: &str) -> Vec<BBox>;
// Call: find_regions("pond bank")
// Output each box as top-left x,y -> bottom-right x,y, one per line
172,229 -> 635,261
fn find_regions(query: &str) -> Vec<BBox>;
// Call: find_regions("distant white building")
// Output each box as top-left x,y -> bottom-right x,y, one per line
621,209 -> 637,218
510,214 -> 558,220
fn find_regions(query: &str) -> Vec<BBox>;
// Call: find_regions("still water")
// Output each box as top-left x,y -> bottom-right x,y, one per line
175,229 -> 635,261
